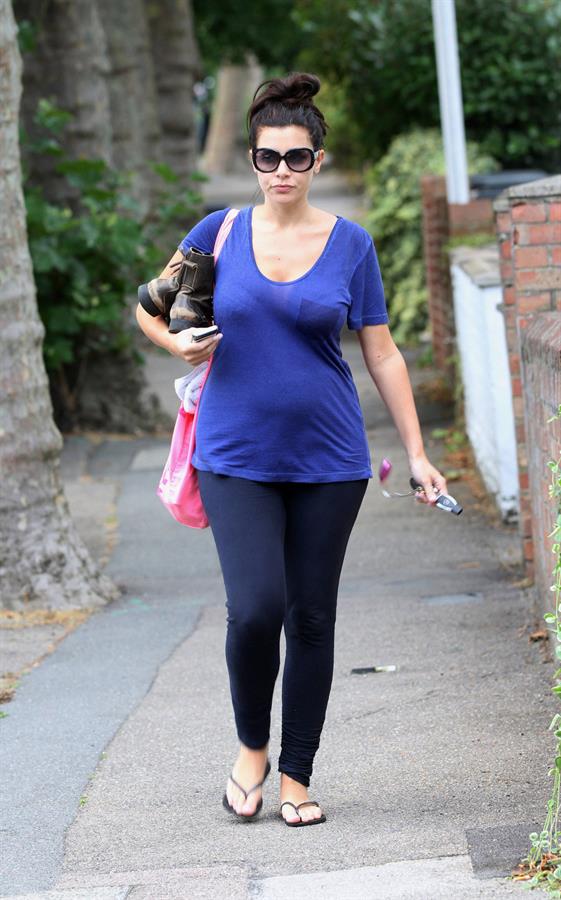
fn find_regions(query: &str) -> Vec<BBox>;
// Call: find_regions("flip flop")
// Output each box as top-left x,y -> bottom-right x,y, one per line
222,759 -> 271,821
279,800 -> 327,827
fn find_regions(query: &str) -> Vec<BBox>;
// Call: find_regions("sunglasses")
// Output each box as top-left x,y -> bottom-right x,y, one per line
252,147 -> 319,173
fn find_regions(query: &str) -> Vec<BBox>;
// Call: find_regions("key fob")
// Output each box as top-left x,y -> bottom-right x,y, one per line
409,478 -> 463,515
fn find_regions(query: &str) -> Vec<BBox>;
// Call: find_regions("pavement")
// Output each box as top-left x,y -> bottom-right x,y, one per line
0,169 -> 555,899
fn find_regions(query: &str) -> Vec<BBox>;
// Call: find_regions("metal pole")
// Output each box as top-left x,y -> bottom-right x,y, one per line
432,0 -> 469,203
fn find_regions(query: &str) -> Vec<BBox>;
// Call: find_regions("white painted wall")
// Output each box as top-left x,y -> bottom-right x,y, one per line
450,262 -> 519,521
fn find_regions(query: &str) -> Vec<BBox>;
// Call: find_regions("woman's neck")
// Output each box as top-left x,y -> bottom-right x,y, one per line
255,197 -> 314,228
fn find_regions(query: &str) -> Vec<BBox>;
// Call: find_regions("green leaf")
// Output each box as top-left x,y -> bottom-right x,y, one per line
34,98 -> 72,133
150,162 -> 180,184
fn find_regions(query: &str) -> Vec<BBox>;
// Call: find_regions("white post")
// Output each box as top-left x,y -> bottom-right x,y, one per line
432,0 -> 470,203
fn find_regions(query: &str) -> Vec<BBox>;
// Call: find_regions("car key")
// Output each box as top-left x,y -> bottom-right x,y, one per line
409,478 -> 463,515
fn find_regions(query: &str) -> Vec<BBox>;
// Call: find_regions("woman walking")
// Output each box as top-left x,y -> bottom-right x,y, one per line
136,72 -> 447,827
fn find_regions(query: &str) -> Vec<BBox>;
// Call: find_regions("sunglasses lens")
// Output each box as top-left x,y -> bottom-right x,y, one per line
253,148 -> 316,172
254,149 -> 280,172
286,149 -> 314,171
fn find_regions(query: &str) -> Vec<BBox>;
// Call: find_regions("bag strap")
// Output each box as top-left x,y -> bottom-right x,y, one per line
195,208 -> 239,389
213,207 -> 239,259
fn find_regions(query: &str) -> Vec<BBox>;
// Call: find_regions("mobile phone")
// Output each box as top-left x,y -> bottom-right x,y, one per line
191,325 -> 219,342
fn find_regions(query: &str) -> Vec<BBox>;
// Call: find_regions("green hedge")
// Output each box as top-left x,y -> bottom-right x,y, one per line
363,128 -> 497,344
21,101 -> 205,428
24,103 -> 202,375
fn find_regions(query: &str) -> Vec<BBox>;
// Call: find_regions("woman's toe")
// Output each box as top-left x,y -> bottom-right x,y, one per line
236,795 -> 249,815
241,796 -> 259,816
302,805 -> 322,822
283,810 -> 301,824
227,785 -> 243,814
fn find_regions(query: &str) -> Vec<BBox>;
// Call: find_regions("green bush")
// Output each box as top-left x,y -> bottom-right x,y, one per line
26,161 -> 152,373
23,102 -> 202,411
310,79 -> 364,171
294,0 -> 561,171
363,129 -> 497,344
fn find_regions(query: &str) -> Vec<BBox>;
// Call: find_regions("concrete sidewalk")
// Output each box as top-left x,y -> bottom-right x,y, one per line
0,171 -> 555,899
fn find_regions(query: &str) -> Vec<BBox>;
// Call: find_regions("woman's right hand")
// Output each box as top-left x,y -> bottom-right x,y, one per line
168,329 -> 223,366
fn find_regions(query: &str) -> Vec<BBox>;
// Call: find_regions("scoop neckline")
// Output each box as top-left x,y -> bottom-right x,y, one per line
248,206 -> 342,286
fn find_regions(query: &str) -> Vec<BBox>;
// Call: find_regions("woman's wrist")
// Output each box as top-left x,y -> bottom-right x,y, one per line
164,332 -> 179,356
407,448 -> 427,466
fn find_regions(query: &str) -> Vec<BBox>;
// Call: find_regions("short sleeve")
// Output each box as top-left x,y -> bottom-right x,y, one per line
178,207 -> 230,255
346,238 -> 388,330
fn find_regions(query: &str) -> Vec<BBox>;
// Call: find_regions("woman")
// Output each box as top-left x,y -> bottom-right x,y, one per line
136,72 -> 447,827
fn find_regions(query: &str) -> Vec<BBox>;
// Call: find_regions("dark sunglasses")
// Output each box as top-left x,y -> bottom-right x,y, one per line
252,147 -> 319,173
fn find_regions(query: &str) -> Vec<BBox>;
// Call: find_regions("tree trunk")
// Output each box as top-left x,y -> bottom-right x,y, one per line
203,60 -> 262,175
97,0 -> 162,215
0,0 -> 119,610
17,0 -> 113,205
145,0 -> 201,187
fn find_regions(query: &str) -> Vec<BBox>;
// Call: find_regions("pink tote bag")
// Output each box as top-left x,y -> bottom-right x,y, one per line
156,208 -> 239,527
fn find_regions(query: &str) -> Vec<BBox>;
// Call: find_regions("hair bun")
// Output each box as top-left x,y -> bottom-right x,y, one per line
252,73 -> 321,108
247,71 -> 328,150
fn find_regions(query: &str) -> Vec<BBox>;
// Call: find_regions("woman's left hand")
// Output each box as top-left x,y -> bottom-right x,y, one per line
409,456 -> 448,506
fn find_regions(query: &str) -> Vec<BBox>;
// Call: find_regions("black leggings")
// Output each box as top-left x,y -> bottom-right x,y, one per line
197,470 -> 368,787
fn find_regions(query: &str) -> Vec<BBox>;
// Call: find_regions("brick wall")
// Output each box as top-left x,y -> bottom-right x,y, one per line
494,175 -> 561,584
421,176 -> 494,372
421,176 -> 452,372
520,316 -> 561,605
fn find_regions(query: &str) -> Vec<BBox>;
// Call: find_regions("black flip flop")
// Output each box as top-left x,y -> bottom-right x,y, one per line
279,800 -> 326,827
222,759 -> 271,821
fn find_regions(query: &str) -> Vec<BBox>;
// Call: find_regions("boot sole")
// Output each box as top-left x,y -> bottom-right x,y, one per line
137,283 -> 161,318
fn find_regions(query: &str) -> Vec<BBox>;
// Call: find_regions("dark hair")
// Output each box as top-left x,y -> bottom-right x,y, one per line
247,72 -> 328,152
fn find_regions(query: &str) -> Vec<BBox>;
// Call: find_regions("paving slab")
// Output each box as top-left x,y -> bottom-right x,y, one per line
253,856 -> 545,899
0,621 -> 67,674
467,823 -> 544,879
58,865 -> 250,900
1,891 -> 128,900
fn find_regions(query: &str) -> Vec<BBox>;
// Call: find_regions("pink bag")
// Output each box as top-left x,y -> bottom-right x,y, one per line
156,208 -> 239,527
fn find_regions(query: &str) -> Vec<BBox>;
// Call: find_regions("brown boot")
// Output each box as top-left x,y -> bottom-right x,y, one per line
168,247 -> 215,333
137,246 -> 215,332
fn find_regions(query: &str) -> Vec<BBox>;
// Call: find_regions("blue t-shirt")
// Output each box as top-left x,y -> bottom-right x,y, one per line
178,206 -> 388,483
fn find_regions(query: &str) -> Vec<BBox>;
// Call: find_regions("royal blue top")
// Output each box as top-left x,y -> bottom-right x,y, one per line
177,206 -> 388,483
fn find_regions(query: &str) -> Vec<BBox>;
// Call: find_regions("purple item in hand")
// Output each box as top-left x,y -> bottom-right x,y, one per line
378,457 -> 392,482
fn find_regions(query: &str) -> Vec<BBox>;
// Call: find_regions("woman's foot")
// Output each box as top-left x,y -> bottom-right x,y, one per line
279,773 -> 325,824
225,744 -> 270,817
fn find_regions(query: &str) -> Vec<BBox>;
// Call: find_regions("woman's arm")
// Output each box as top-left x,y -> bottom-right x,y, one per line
135,251 -> 222,366
356,323 -> 447,504
158,249 -> 184,279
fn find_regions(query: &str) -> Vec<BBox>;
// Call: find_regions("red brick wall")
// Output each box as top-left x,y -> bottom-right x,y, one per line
420,176 -> 494,372
520,316 -> 561,606
421,176 -> 451,371
449,199 -> 494,235
494,176 -> 561,583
